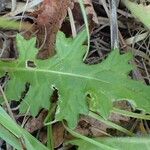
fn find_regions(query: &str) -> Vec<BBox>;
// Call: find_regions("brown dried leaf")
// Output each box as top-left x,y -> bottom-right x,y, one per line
72,0 -> 98,32
76,116 -> 109,137
52,122 -> 65,148
39,130 -> 47,144
25,110 -> 47,133
35,0 -> 71,59
110,101 -> 131,123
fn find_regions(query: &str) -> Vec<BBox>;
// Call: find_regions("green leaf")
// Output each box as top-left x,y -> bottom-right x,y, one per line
0,124 -> 22,150
123,0 -> 150,29
0,17 -> 31,30
0,30 -> 150,129
0,106 -> 49,150
70,137 -> 150,150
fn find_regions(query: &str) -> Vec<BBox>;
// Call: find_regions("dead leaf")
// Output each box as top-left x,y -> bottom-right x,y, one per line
110,101 -> 132,123
52,122 -> 65,148
39,129 -> 47,144
25,110 -> 47,133
0,31 -> 17,59
35,0 -> 71,59
76,116 -> 109,137
72,0 -> 98,32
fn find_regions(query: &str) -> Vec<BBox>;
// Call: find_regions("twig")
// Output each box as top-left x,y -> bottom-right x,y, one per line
100,0 -> 109,17
11,0 -> 16,12
68,7 -> 77,38
108,0 -> 119,49
4,0 -> 43,17
19,0 -> 30,31
0,85 -> 15,121
21,107 -> 30,128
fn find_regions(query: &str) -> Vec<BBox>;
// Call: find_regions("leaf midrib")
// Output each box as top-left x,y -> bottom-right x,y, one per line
1,66 -> 110,84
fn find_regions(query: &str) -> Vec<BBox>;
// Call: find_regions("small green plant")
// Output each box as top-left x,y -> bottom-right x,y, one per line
0,30 -> 150,128
0,29 -> 150,149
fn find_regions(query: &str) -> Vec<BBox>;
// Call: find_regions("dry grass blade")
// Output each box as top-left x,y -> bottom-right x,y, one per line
108,0 -> 119,49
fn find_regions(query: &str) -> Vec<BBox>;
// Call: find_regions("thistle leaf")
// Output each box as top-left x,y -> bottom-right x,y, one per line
0,30 -> 150,128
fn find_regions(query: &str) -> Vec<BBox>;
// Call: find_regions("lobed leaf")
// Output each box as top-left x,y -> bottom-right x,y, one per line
0,30 -> 150,128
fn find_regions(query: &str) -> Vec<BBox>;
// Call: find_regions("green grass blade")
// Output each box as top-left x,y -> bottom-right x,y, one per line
65,124 -> 116,150
89,111 -> 134,136
0,17 -> 31,30
123,0 -> 150,29
112,108 -> 150,120
0,124 -> 22,150
70,136 -> 150,150
0,106 -> 49,150
78,0 -> 90,60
